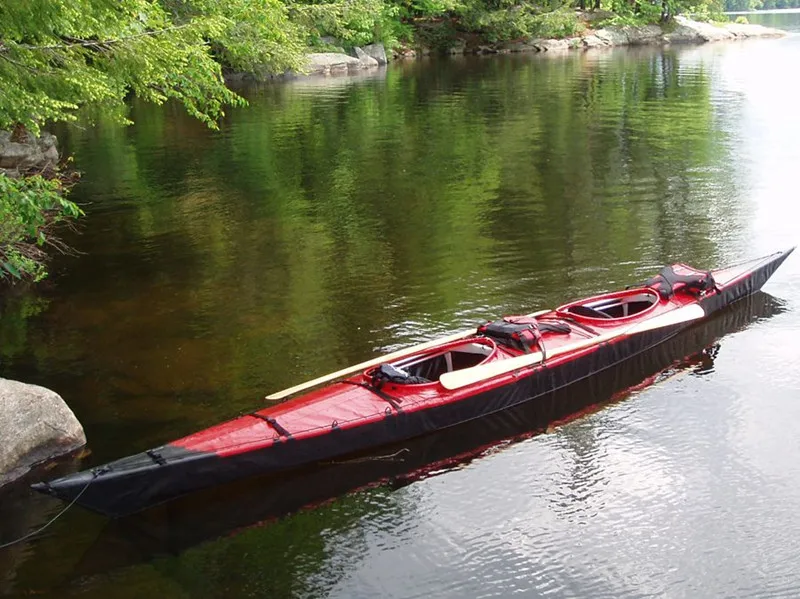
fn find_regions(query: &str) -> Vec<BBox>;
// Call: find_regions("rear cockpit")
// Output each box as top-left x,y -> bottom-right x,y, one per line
557,289 -> 660,321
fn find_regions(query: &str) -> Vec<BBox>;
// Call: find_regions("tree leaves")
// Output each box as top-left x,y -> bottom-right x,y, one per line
0,173 -> 84,283
0,1 -> 251,132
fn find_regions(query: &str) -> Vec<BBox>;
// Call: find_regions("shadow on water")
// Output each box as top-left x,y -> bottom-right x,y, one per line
64,291 -> 786,579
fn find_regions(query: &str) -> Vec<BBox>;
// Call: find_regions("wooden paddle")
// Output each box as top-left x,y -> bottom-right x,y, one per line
439,303 -> 706,391
265,308 -> 553,400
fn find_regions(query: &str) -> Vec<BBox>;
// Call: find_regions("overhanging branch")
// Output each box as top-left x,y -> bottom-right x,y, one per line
0,24 -> 194,54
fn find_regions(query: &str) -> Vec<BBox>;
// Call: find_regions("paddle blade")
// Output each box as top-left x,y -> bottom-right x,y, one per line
439,351 -> 544,390
439,303 -> 706,392
627,303 -> 705,334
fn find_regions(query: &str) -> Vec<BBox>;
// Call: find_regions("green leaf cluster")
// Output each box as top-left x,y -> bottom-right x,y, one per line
0,173 -> 84,282
162,0 -> 305,73
0,0 -> 254,132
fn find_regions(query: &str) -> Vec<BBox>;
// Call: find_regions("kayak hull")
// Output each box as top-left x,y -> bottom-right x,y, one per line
33,248 -> 794,516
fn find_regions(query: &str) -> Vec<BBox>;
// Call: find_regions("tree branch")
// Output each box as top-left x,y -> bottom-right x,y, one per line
0,51 -> 41,72
0,24 -> 194,54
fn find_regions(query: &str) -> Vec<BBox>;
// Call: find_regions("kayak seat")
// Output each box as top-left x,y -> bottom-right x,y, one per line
372,363 -> 432,385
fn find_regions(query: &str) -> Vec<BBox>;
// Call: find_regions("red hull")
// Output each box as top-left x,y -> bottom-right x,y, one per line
33,249 -> 794,516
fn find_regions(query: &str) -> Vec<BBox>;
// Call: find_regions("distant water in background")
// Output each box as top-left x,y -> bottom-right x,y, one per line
1,14 -> 800,599
727,8 -> 800,31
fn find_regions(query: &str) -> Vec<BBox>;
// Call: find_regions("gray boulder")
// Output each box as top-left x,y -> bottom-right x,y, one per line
625,24 -> 663,45
664,17 -> 750,44
0,142 -> 44,170
535,38 -> 571,52
362,43 -> 388,65
663,23 -> 706,43
37,131 -> 57,150
592,27 -> 630,46
0,130 -> 59,170
582,34 -> 609,48
305,52 -> 363,75
0,378 -> 86,485
353,47 -> 379,68
674,16 -> 734,42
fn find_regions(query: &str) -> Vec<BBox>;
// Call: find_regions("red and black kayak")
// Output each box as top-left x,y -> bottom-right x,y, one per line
33,249 -> 794,517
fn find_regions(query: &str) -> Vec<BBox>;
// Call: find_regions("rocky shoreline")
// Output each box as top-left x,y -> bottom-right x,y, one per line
300,16 -> 786,76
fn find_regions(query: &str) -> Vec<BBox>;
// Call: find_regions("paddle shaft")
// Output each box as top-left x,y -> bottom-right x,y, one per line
439,303 -> 705,390
266,308 -> 553,400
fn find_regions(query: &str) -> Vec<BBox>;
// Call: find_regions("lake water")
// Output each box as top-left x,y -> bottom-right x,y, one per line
2,14 -> 800,598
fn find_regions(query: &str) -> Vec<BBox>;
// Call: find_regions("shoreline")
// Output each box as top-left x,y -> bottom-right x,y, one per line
504,15 -> 787,54
283,16 -> 787,78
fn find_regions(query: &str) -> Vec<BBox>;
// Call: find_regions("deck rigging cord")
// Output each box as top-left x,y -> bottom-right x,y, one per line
0,474 -> 95,550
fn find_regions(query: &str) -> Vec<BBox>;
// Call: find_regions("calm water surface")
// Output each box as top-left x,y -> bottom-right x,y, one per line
2,15 -> 800,598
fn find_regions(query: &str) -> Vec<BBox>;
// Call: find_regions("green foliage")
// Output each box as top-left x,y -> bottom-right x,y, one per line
460,6 -> 537,41
683,0 -> 726,21
0,173 -> 84,282
735,15 -> 749,22
457,4 -> 583,43
534,7 -> 585,36
604,0 -> 662,25
0,0 -> 249,133
162,0 -> 305,73
414,19 -> 460,50
289,0 -> 397,48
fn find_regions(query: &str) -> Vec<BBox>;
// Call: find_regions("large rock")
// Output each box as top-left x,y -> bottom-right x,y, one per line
352,47 -> 379,68
582,33 -> 610,48
362,43 -> 388,65
592,27 -> 630,46
0,142 -> 44,170
305,52 -> 365,75
0,130 -> 59,170
624,24 -> 663,45
671,16 -> 735,42
535,38 -> 572,52
583,18 -> 783,50
0,378 -> 86,485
